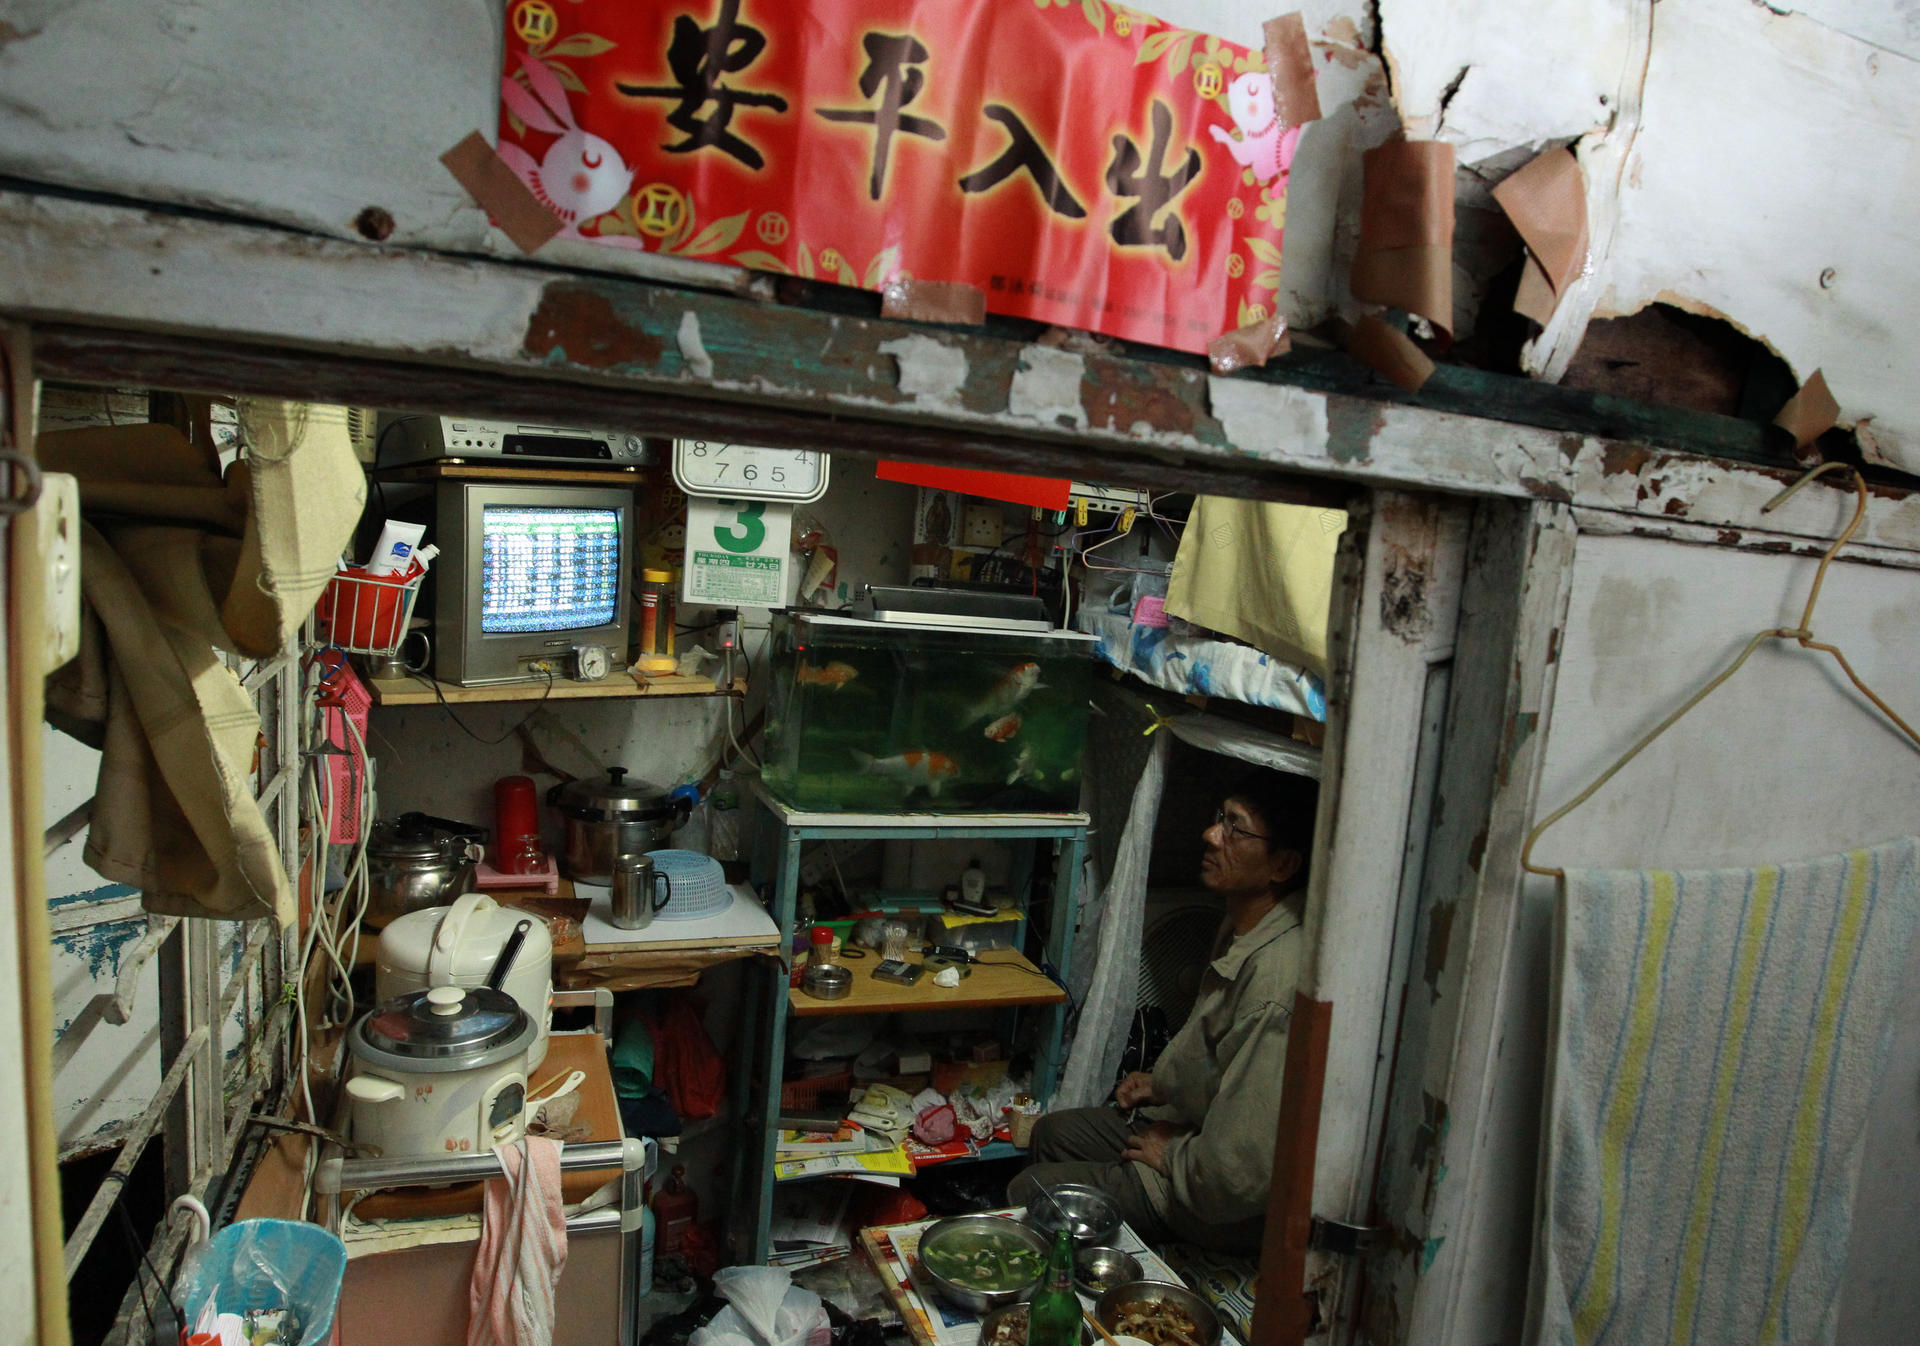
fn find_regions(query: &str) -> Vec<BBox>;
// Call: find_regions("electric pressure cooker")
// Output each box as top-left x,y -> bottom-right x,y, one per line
547,767 -> 688,885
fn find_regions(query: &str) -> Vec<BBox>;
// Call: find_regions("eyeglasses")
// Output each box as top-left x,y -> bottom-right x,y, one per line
1211,807 -> 1269,843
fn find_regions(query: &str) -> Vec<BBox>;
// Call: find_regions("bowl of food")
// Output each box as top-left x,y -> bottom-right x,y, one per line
1073,1245 -> 1143,1297
1023,1182 -> 1121,1249
1093,1281 -> 1222,1346
978,1303 -> 1094,1346
917,1214 -> 1050,1313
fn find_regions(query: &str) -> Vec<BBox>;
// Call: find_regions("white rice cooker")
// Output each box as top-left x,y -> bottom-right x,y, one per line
346,986 -> 536,1159
376,893 -> 554,1068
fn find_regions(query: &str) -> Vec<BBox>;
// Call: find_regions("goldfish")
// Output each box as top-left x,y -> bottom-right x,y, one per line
796,660 -> 860,689
851,749 -> 960,797
984,712 -> 1023,742
1005,746 -> 1045,786
964,661 -> 1044,725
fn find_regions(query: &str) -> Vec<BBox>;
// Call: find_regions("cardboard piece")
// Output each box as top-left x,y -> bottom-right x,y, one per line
1774,369 -> 1840,458
1349,314 -> 1436,392
1513,255 -> 1560,327
1209,314 -> 1292,374
880,279 -> 989,327
1263,13 -> 1323,129
1493,148 -> 1589,322
1351,140 -> 1456,339
440,130 -> 564,254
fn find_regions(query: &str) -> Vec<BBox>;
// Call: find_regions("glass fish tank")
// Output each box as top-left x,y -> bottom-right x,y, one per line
763,612 -> 1093,813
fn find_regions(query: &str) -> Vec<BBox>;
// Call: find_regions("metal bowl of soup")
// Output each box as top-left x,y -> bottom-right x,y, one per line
917,1214 -> 1050,1313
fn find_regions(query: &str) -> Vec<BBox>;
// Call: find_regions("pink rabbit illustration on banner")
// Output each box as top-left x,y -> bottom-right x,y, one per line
1209,72 -> 1302,185
497,52 -> 633,233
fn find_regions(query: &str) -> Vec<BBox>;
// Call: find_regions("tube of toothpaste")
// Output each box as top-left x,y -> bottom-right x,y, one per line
364,520 -> 426,576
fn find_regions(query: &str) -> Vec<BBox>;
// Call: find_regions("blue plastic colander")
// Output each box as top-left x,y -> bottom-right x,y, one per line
645,849 -> 733,919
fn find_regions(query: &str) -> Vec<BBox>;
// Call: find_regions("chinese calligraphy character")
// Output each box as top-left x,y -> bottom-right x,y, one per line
617,0 -> 787,171
956,104 -> 1087,219
817,32 -> 946,199
1105,100 -> 1201,260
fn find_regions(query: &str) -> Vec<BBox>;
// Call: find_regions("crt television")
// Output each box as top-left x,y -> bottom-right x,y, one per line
433,480 -> 635,686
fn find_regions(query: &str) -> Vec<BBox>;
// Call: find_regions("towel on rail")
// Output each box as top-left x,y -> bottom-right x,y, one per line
1531,840 -> 1920,1346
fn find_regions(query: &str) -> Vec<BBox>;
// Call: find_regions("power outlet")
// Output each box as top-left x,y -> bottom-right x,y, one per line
962,504 -> 1001,548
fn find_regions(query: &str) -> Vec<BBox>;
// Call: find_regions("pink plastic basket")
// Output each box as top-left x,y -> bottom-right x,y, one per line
321,662 -> 371,844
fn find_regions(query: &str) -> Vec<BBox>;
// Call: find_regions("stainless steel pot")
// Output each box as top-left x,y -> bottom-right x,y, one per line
366,812 -> 485,921
548,767 -> 688,885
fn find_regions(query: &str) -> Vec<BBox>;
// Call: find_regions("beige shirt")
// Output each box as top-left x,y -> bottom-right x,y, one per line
1137,898 -> 1304,1245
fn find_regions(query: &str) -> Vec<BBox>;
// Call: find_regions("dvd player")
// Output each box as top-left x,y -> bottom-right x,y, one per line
375,414 -> 654,468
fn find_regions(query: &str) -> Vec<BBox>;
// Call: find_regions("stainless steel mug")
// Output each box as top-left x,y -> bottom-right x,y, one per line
609,854 -> 672,930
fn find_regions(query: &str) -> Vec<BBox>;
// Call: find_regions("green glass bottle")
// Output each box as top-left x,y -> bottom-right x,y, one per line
1026,1226 -> 1080,1346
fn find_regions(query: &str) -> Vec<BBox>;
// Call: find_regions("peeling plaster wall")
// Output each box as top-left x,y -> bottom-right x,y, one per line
43,726 -> 160,1158
1555,0 -> 1920,472
7,0 -> 1914,459
5,0 -> 1920,460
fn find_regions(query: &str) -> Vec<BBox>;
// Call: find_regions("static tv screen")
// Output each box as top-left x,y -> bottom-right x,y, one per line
478,505 -> 621,635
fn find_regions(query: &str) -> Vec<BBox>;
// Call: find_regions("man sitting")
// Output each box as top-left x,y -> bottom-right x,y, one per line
1010,771 -> 1315,1252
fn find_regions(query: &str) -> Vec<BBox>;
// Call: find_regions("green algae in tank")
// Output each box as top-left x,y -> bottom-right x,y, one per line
764,612 -> 1093,813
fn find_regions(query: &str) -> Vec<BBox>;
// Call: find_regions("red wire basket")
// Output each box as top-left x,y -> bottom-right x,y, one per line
316,562 -> 423,655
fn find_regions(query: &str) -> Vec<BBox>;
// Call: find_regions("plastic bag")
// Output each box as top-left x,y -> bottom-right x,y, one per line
641,997 -> 727,1121
691,1285 -> 829,1346
175,1218 -> 347,1346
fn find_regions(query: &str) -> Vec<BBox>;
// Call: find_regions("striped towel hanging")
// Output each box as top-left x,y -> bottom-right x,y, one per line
1532,838 -> 1920,1346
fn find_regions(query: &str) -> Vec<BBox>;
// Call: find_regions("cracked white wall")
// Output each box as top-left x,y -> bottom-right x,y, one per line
3,0 -> 1917,467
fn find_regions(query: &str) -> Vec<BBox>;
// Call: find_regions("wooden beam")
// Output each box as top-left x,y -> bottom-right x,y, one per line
2,322 -> 71,1346
6,190 -> 1917,548
1252,991 -> 1335,1346
1360,500 -> 1576,1345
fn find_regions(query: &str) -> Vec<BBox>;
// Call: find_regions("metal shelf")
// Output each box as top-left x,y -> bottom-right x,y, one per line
734,788 -> 1087,1263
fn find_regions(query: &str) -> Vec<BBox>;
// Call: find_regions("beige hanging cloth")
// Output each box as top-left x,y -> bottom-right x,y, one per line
41,400 -> 365,920
223,399 -> 368,657
64,525 -> 292,921
1164,496 -> 1346,678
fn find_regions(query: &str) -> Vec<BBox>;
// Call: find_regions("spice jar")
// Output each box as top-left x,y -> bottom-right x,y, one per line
635,568 -> 677,675
801,926 -> 851,1000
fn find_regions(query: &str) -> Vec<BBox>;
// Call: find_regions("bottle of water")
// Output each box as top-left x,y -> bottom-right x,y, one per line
709,769 -> 742,863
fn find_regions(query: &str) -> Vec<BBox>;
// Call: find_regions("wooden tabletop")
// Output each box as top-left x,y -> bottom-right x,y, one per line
790,950 -> 1066,1017
369,671 -> 742,706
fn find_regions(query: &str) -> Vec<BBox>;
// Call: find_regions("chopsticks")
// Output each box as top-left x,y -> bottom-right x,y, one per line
1083,1311 -> 1122,1346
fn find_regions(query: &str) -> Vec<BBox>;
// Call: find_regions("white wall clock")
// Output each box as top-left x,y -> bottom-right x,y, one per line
671,439 -> 830,503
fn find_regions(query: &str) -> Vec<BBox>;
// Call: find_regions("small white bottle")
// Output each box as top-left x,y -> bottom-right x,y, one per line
961,858 -> 987,906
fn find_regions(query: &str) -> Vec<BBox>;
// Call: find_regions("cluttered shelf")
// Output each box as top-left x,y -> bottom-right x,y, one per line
787,950 -> 1066,1018
368,671 -> 745,707
772,1132 -> 1024,1188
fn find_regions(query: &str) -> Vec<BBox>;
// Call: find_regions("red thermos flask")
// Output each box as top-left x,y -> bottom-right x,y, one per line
494,775 -> 540,874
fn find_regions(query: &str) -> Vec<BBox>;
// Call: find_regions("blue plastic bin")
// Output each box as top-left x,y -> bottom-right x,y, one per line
176,1218 -> 347,1346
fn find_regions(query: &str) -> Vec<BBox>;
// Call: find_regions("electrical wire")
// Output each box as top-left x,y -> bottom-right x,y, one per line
824,841 -> 853,904
722,644 -> 764,771
430,661 -> 557,745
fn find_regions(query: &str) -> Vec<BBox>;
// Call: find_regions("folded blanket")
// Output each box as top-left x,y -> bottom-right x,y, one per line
1534,840 -> 1920,1346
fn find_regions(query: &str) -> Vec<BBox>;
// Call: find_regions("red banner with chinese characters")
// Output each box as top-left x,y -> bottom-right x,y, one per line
497,0 -> 1297,355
